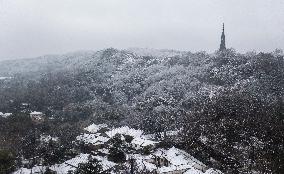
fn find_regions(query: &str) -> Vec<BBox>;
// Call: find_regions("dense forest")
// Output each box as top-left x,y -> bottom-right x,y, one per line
0,48 -> 283,173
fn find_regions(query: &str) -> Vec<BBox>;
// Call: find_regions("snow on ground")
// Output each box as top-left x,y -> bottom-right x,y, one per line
84,123 -> 108,133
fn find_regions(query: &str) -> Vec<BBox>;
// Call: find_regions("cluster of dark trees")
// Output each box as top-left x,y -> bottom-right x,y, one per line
180,51 -> 283,173
0,48 -> 283,173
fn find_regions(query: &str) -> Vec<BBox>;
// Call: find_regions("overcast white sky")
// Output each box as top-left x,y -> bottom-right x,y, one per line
0,0 -> 284,60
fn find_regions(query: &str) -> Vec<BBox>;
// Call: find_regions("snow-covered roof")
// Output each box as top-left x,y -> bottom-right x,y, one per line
0,112 -> 12,118
184,168 -> 203,174
135,158 -> 157,172
76,133 -> 109,145
129,154 -> 156,171
154,147 -> 205,166
78,125 -> 158,149
158,164 -> 192,173
153,147 -> 207,173
130,153 -> 154,161
204,168 -> 223,174
84,123 -> 108,133
0,77 -> 12,80
30,111 -> 43,115
129,147 -> 207,173
50,154 -> 89,173
131,137 -> 157,147
106,126 -> 143,138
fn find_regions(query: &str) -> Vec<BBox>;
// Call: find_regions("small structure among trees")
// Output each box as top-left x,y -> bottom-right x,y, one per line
30,111 -> 45,123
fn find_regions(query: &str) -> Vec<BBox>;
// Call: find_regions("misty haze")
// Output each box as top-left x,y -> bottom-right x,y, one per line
0,1 -> 283,174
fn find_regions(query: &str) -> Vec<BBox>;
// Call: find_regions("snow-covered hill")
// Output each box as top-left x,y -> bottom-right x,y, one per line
14,124 -> 223,174
0,48 -> 186,76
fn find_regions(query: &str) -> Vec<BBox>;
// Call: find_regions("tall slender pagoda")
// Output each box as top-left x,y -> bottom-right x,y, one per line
219,23 -> 226,51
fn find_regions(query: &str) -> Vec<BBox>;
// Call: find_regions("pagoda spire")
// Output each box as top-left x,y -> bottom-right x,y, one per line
219,23 -> 226,51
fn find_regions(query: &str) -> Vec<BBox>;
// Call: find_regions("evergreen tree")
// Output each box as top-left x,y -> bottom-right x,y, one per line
0,149 -> 15,174
74,156 -> 109,174
107,134 -> 126,163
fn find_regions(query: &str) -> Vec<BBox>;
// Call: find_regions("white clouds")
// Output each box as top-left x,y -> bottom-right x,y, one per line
0,0 -> 283,59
